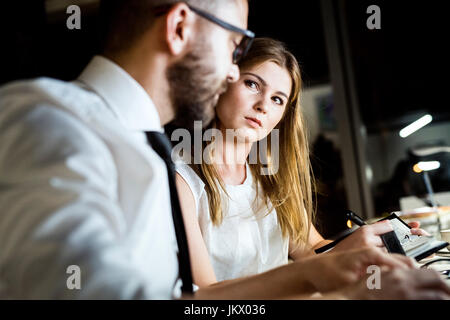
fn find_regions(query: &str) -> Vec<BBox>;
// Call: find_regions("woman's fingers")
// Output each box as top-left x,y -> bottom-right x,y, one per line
410,228 -> 430,236
372,236 -> 384,247
365,220 -> 393,235
414,269 -> 450,294
408,221 -> 421,229
411,290 -> 450,300
408,221 -> 430,236
389,253 -> 417,269
364,248 -> 413,270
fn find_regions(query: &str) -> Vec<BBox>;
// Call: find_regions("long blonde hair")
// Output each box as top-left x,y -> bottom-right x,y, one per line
191,37 -> 315,246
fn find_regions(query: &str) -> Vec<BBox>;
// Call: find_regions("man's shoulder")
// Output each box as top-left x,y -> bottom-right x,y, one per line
0,78 -> 118,171
0,77 -> 106,121
0,77 -> 86,100
0,77 -> 118,153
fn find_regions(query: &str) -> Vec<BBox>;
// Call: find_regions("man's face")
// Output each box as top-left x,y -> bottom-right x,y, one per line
168,0 -> 249,130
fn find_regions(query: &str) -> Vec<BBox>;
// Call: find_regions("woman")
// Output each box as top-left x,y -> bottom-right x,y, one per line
174,38 -> 425,288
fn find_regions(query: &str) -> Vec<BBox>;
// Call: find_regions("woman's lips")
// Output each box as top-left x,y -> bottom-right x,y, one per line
245,117 -> 262,128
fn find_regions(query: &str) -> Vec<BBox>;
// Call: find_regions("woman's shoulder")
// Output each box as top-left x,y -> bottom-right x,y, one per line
175,161 -> 206,200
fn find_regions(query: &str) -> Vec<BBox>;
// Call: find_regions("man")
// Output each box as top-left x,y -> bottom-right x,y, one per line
0,0 -> 448,300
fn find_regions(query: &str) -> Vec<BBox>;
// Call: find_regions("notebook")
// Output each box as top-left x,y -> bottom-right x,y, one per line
379,213 -> 449,261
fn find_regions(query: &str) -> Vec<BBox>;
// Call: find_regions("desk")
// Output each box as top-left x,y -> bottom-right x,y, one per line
416,247 -> 450,286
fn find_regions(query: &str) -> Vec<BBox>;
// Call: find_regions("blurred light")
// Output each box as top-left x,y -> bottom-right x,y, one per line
413,161 -> 440,173
365,165 -> 373,183
399,114 -> 432,138
413,163 -> 422,173
347,220 -> 353,229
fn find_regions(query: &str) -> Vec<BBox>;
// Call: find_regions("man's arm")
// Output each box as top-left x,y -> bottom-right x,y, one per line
0,103 -> 161,299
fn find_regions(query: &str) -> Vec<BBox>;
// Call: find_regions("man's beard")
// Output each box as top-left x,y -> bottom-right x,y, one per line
166,44 -> 228,130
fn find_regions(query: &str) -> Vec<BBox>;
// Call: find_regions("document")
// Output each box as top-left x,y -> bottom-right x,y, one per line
381,213 -> 449,261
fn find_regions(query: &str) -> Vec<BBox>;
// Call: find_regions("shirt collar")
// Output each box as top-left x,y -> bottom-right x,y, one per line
77,55 -> 163,133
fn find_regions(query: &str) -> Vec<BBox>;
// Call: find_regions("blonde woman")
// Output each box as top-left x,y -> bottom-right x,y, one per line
174,38 -> 426,288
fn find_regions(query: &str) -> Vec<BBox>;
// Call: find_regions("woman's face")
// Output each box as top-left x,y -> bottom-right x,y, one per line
215,61 -> 292,142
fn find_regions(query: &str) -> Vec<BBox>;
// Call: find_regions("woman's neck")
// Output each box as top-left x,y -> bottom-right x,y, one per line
213,126 -> 253,185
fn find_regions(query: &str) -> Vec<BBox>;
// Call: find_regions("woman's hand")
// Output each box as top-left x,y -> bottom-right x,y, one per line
339,268 -> 450,300
302,247 -> 416,293
331,220 -> 430,253
408,221 -> 430,236
332,220 -> 393,251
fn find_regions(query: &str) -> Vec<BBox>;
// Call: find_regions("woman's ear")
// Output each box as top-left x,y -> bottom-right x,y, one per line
164,3 -> 196,56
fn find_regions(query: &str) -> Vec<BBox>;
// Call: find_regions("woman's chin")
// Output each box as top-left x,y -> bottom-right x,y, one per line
231,128 -> 260,143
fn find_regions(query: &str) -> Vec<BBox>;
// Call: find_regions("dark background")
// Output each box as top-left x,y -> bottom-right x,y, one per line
342,0 -> 449,133
3,1 -> 446,131
0,1 -> 331,85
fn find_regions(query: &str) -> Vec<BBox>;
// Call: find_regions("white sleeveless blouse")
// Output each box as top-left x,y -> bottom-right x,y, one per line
176,162 -> 289,282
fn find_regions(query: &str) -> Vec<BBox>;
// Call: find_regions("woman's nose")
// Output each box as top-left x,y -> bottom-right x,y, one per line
254,96 -> 271,113
254,101 -> 268,113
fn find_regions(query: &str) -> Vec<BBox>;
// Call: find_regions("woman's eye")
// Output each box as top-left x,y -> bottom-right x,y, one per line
272,96 -> 283,105
244,80 -> 259,91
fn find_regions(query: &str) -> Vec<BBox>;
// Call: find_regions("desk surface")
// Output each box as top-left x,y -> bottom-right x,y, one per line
417,247 -> 450,286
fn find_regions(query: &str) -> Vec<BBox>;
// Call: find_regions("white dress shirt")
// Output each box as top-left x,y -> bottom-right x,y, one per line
0,56 -> 180,299
176,162 -> 289,282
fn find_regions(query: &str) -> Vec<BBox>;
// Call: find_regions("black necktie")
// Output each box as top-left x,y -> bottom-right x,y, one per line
145,131 -> 194,294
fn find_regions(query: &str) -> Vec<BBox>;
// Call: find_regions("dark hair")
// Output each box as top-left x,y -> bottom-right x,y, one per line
100,0 -> 239,55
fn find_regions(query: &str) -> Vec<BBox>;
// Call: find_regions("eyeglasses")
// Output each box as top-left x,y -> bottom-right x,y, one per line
152,3 -> 255,64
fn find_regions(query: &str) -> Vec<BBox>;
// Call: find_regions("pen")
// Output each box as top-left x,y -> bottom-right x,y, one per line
346,210 -> 366,227
314,210 -> 366,254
